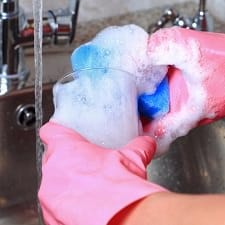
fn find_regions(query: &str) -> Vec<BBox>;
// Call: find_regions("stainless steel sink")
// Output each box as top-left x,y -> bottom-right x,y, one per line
148,120 -> 225,193
0,202 -> 38,225
0,84 -> 53,225
1,81 -> 225,225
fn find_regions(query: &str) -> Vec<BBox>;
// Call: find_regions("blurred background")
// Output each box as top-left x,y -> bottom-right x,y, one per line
20,0 -> 225,23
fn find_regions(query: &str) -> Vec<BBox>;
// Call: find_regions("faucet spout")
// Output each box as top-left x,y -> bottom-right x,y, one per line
0,0 -> 80,95
1,0 -> 20,74
192,0 -> 213,31
0,0 -> 26,95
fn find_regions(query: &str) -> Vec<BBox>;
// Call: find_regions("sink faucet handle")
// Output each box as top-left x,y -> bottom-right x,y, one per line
191,0 -> 213,31
148,0 -> 213,33
148,8 -> 179,33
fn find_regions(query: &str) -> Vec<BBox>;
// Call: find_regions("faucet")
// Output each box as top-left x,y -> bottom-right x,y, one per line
148,0 -> 213,33
0,0 -> 80,95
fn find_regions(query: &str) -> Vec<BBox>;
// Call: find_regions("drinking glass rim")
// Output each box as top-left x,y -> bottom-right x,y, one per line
56,67 -> 136,85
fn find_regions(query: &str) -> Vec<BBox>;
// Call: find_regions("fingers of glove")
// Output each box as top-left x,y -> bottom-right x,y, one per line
120,136 -> 156,168
146,27 -> 225,155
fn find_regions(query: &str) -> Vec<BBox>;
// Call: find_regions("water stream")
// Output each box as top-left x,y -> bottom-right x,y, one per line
32,0 -> 44,223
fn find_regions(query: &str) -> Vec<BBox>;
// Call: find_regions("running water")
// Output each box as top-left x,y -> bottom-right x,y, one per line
32,0 -> 44,223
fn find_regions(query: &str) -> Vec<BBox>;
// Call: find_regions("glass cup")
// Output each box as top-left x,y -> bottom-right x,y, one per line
51,68 -> 140,149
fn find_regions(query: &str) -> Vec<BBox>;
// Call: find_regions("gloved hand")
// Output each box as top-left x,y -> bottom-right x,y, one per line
144,27 -> 225,155
38,122 -> 166,225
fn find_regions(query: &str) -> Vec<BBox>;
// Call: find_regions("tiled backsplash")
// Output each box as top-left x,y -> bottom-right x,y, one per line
19,0 -> 225,23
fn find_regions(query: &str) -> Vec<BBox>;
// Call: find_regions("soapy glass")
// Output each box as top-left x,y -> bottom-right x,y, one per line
51,68 -> 140,149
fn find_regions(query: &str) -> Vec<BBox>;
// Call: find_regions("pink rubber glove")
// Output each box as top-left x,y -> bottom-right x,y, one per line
144,27 -> 225,155
38,122 -> 166,225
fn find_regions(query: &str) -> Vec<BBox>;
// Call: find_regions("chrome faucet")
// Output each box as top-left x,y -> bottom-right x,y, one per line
148,0 -> 213,33
0,0 -> 80,95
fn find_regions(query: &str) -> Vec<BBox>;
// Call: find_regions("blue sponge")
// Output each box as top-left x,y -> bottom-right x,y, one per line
71,44 -> 170,119
71,43 -> 110,71
138,77 -> 170,119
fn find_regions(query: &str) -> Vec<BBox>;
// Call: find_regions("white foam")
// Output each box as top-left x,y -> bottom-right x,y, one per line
51,24 -> 169,149
52,25 -> 210,154
51,69 -> 140,149
92,24 -> 168,94
146,29 -> 208,155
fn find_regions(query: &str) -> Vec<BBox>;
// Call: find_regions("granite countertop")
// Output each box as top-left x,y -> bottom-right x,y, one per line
26,1 -> 225,86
